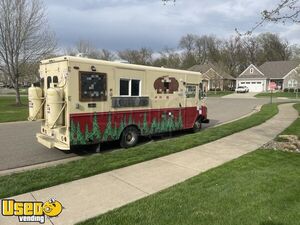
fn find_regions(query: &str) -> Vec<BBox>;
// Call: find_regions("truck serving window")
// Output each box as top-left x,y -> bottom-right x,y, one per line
79,72 -> 107,101
120,79 -> 141,96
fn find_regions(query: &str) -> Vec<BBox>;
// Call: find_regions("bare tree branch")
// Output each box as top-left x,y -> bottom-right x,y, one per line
0,0 -> 56,104
237,0 -> 300,36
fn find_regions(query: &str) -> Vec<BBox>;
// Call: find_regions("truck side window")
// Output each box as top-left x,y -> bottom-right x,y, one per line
53,76 -> 58,83
120,79 -> 130,96
47,76 -> 52,89
40,78 -> 44,88
131,80 -> 140,96
79,72 -> 107,101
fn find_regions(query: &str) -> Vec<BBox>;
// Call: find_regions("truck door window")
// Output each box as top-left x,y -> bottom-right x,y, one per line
79,72 -> 107,101
186,85 -> 196,98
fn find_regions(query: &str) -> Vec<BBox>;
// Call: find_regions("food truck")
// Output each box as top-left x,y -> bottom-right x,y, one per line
28,56 -> 209,150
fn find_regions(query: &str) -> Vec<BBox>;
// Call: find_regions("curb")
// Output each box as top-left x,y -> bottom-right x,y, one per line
0,120 -> 34,125
213,105 -> 262,128
0,156 -> 83,177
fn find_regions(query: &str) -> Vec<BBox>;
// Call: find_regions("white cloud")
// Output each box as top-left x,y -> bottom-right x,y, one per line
45,0 -> 300,50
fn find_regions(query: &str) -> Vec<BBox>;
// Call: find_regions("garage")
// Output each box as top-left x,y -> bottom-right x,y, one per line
237,80 -> 266,92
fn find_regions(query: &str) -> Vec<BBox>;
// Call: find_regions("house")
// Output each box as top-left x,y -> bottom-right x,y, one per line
237,61 -> 300,92
188,62 -> 236,91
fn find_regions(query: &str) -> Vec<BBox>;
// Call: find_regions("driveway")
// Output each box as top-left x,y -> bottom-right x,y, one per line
0,98 -> 274,171
222,92 -> 259,99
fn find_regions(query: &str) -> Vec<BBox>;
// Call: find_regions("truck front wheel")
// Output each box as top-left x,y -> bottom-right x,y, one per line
192,120 -> 201,133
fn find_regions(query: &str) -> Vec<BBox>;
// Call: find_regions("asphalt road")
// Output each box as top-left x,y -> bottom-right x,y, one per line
0,98 -> 276,171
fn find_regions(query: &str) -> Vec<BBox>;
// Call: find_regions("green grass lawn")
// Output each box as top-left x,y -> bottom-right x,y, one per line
255,92 -> 300,99
0,104 -> 278,199
280,104 -> 300,138
206,91 -> 234,97
79,150 -> 300,225
79,104 -> 300,225
0,96 -> 28,122
0,88 -> 28,95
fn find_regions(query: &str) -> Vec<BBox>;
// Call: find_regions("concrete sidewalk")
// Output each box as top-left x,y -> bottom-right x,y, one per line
1,103 -> 298,225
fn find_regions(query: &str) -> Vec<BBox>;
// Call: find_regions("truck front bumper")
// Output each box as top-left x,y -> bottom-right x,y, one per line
201,118 -> 210,123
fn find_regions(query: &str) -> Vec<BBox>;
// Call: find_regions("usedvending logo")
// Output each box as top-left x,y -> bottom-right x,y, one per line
1,198 -> 63,224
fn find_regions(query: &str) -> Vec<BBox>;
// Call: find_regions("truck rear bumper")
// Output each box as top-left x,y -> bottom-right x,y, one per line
36,133 -> 70,150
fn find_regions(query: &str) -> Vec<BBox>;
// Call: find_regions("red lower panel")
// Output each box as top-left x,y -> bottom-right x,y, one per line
69,107 -> 198,145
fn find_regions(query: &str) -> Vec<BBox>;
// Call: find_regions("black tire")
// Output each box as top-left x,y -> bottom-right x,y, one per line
192,120 -> 201,133
120,126 -> 139,148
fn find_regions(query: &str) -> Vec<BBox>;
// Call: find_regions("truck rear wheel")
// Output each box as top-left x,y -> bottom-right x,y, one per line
120,126 -> 139,148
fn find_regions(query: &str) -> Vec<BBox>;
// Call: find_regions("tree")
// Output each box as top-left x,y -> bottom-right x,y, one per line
118,48 -> 153,65
152,48 -> 182,69
75,40 -> 101,59
237,0 -> 300,36
179,34 -> 222,69
0,0 -> 56,105
256,33 -> 292,63
220,36 -> 247,76
194,35 -> 221,64
262,0 -> 300,23
99,49 -> 115,61
179,34 -> 197,68
241,36 -> 260,64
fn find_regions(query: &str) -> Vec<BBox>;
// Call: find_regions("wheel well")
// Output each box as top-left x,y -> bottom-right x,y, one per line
120,125 -> 141,137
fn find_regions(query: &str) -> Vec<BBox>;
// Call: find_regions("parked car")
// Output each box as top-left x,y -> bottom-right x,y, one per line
0,82 -> 4,88
235,86 -> 249,93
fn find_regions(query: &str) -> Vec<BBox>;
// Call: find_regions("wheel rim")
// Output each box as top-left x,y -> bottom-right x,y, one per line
125,132 -> 136,145
194,121 -> 201,129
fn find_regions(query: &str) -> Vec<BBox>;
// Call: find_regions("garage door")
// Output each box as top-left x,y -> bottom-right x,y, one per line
239,81 -> 264,92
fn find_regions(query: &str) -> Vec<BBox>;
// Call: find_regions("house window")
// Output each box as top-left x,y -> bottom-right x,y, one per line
288,79 -> 298,88
257,82 -> 262,84
246,82 -> 250,84
241,82 -> 245,84
250,68 -> 254,74
252,82 -> 256,84
120,79 -> 141,96
79,72 -> 107,101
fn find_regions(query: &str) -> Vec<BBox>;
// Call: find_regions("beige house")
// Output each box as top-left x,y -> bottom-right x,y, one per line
237,61 -> 300,92
188,63 -> 236,91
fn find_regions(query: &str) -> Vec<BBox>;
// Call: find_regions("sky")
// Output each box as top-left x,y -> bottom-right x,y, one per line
45,0 -> 300,51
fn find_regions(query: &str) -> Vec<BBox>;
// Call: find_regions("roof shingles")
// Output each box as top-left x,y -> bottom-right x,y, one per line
188,63 -> 235,80
258,61 -> 300,79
